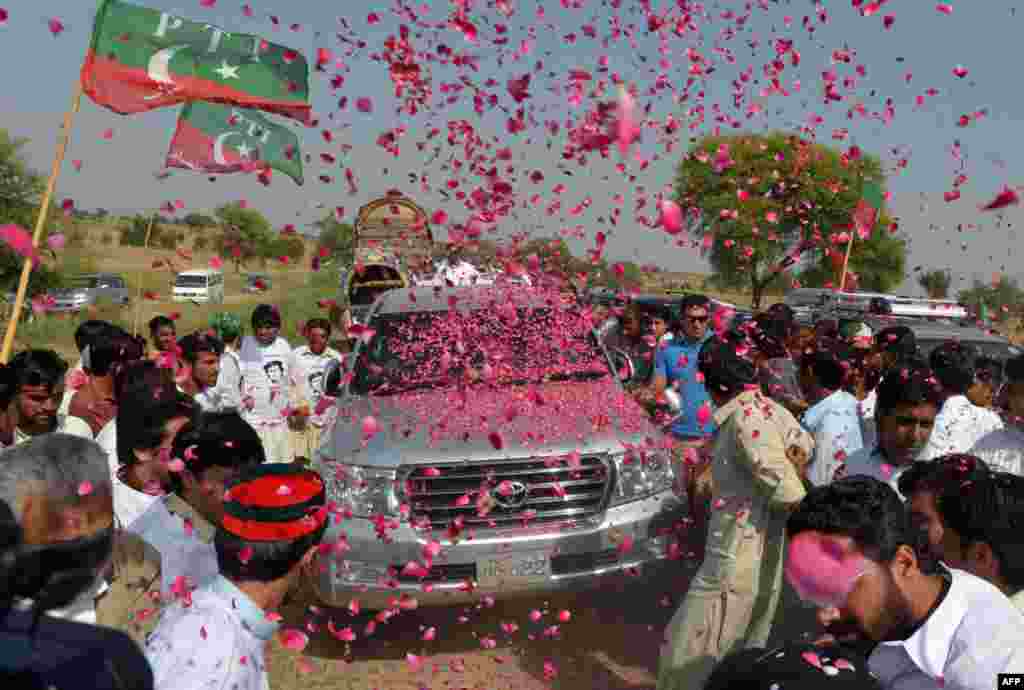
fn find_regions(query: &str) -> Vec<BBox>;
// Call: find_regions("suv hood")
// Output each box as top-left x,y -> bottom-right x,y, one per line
323,378 -> 661,466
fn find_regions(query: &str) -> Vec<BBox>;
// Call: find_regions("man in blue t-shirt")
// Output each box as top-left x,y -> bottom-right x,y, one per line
652,294 -> 716,557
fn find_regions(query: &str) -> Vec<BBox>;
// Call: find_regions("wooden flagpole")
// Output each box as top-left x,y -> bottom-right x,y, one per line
838,231 -> 855,292
0,81 -> 84,363
131,213 -> 158,337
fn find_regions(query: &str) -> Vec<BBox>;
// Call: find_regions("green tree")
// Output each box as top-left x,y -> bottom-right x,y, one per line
675,131 -> 902,309
0,129 -> 62,299
313,214 -> 355,267
119,214 -> 154,247
958,278 -> 1024,322
918,269 -> 952,299
797,220 -> 906,294
215,203 -> 272,272
183,212 -> 215,229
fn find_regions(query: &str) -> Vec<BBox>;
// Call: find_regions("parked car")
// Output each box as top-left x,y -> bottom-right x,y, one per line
243,273 -> 272,293
46,273 -> 130,312
311,286 -> 684,609
172,269 -> 224,304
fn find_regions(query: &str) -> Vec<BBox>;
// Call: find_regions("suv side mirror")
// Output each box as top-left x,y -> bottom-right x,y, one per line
323,358 -> 345,397
607,348 -> 635,384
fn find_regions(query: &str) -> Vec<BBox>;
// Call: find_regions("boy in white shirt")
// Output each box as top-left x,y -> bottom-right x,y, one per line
239,305 -> 293,463
288,318 -> 341,463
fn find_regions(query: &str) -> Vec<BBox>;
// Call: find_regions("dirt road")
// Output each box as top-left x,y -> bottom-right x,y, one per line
266,562 -> 819,690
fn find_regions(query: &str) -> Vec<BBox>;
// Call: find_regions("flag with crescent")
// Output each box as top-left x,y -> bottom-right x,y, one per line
165,102 -> 303,185
81,0 -> 310,123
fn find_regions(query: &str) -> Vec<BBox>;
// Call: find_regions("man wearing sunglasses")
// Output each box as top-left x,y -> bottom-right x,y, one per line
651,295 -> 717,555
786,477 -> 1024,690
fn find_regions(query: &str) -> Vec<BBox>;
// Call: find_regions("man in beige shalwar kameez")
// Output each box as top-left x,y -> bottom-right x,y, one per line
657,336 -> 813,690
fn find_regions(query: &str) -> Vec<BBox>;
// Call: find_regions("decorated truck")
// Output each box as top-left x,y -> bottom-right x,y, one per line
332,191 -> 434,330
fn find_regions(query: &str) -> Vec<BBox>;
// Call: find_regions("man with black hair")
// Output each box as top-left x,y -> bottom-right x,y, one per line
147,316 -> 177,354
657,337 -> 813,690
59,319 -> 114,420
754,312 -> 807,417
934,471 -> 1024,611
0,350 -> 68,449
66,326 -> 145,438
966,356 -> 1002,409
896,454 -> 992,562
289,318 -> 342,463
837,360 -> 942,497
125,412 -> 265,602
240,304 -> 293,463
177,332 -> 225,412
920,342 -> 1003,460
970,353 -> 1024,475
799,345 -> 864,487
145,464 -> 327,690
859,326 -> 917,449
785,476 -> 1024,690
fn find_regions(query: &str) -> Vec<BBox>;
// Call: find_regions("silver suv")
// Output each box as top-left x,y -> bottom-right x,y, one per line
311,286 -> 684,609
47,273 -> 130,312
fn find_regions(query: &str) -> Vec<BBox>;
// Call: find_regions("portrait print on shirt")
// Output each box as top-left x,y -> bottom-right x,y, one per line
263,360 -> 286,386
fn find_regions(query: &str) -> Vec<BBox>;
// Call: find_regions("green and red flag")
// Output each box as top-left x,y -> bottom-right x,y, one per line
81,0 -> 310,123
165,102 -> 303,185
852,181 -> 884,240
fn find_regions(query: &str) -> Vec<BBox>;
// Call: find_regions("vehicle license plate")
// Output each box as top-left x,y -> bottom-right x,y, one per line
476,551 -> 550,588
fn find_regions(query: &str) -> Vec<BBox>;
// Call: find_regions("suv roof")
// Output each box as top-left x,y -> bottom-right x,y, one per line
374,285 -> 556,315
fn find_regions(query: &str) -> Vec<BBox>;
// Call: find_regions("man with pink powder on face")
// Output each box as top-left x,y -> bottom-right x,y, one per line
786,476 -> 1024,690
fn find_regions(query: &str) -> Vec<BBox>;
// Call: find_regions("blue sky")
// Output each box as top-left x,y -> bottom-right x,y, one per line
1,0 -> 1023,294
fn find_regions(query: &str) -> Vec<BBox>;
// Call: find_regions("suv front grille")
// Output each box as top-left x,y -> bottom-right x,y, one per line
402,455 -> 612,529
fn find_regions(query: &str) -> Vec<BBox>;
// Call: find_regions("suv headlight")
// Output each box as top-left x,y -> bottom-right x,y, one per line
611,450 -> 675,505
326,464 -> 399,517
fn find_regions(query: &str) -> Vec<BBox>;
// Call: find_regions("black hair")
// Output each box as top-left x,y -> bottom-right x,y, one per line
800,345 -> 853,391
251,304 -> 281,329
937,472 -> 1024,591
0,350 -> 68,408
305,318 -> 332,336
216,520 -> 326,583
814,318 -> 839,340
86,326 -> 145,377
1006,354 -> 1024,385
973,356 -> 1003,387
166,412 -> 265,495
698,336 -> 757,396
787,476 -> 940,574
177,332 -> 225,364
705,643 -> 880,690
752,314 -> 790,359
148,315 -> 175,337
114,361 -> 197,467
680,294 -> 711,314
929,341 -> 977,395
765,302 -> 796,325
896,454 -> 991,499
875,358 -> 942,421
74,320 -> 113,354
874,326 -> 917,361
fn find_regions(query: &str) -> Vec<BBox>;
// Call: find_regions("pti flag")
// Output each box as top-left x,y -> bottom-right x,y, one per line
81,0 -> 310,123
166,102 -> 303,185
852,181 -> 884,240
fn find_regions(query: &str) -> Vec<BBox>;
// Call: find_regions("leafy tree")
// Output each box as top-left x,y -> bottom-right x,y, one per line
215,203 -> 272,272
119,214 -> 154,247
183,212 -> 215,228
313,214 -> 355,267
958,278 -> 1024,322
797,219 -> 906,294
918,269 -> 952,299
675,131 -> 903,309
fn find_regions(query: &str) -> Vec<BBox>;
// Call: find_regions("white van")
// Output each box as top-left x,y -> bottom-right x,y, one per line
172,269 -> 225,304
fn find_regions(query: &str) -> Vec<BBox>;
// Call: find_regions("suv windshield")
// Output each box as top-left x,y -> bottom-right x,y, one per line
175,275 -> 207,288
351,305 -> 609,395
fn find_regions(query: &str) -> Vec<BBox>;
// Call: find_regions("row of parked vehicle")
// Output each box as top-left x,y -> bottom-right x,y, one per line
6,270 -> 277,313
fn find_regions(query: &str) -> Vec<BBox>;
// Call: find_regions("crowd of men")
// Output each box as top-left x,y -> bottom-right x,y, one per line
0,293 -> 1023,689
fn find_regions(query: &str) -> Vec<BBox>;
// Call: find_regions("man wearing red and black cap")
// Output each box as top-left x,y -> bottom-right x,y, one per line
144,464 -> 328,690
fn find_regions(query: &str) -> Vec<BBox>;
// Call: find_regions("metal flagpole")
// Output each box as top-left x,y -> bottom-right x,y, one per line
0,81 -> 84,363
